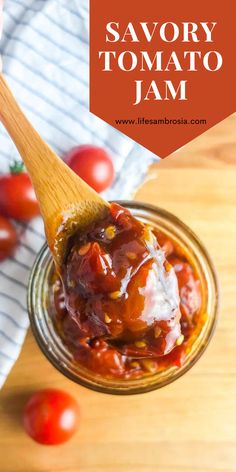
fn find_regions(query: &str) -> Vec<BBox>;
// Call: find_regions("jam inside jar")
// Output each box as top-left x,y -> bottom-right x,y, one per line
28,202 -> 218,394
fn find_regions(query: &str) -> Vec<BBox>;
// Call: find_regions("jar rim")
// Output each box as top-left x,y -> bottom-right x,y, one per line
27,201 -> 219,395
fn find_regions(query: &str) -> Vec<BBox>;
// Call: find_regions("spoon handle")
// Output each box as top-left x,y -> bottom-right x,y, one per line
0,74 -> 77,213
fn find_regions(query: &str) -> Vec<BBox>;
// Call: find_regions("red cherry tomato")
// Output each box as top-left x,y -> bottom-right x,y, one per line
0,162 -> 40,221
64,145 -> 114,193
0,215 -> 18,261
23,389 -> 80,445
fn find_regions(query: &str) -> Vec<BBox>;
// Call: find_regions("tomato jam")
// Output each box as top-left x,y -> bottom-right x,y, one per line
50,203 -> 204,380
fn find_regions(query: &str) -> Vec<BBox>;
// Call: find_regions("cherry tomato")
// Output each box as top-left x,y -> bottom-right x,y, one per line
64,145 -> 114,193
0,162 -> 40,221
0,215 -> 17,261
23,389 -> 80,445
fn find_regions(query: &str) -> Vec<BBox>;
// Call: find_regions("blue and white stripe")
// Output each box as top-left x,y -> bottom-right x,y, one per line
0,0 -> 157,388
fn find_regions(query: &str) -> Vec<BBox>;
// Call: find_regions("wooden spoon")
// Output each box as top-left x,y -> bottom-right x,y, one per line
0,74 -> 110,265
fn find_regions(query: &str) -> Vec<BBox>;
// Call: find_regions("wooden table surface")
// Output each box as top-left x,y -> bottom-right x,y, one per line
1,115 -> 236,472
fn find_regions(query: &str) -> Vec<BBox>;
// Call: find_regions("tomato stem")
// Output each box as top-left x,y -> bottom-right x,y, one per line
9,160 -> 25,174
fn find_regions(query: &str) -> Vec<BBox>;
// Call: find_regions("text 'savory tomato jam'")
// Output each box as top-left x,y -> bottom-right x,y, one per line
28,202 -> 219,394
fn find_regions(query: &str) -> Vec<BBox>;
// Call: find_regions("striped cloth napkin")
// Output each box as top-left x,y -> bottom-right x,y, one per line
0,0 -> 157,388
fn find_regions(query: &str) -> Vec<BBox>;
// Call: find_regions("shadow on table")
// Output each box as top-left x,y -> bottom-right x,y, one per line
0,390 -> 35,429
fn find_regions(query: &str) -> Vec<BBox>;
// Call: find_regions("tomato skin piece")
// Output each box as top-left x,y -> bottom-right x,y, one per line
0,173 -> 40,221
23,389 -> 80,445
64,145 -> 115,193
0,215 -> 17,261
169,256 -> 201,320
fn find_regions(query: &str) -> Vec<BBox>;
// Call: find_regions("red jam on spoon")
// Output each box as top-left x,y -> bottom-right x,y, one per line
51,203 -> 202,379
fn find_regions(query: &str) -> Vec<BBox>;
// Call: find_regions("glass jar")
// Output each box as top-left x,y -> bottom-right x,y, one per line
28,201 -> 219,395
